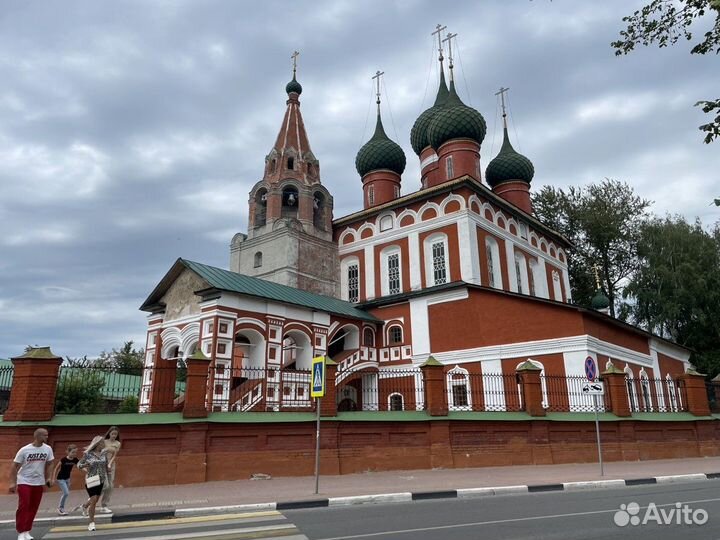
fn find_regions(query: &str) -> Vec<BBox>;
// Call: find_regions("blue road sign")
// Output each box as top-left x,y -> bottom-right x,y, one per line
585,356 -> 597,381
311,356 -> 326,398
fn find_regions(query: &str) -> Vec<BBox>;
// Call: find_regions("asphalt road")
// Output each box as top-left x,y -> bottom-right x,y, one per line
286,481 -> 720,540
2,481 -> 719,539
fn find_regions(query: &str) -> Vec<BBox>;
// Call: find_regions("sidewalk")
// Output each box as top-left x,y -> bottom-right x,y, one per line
2,456 -> 720,523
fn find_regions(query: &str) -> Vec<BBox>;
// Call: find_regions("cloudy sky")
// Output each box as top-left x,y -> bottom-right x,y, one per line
0,1 -> 718,359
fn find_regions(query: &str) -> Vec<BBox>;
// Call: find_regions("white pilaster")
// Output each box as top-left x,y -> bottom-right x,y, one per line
408,231 -> 422,290
458,218 -> 480,285
364,244 -> 375,300
562,268 -> 572,303
409,297 -> 430,358
505,239 -> 518,292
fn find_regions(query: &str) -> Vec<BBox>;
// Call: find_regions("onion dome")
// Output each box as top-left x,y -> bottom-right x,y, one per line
355,112 -> 406,177
410,70 -> 449,155
427,80 -> 487,150
591,288 -> 611,311
285,74 -> 302,96
485,127 -> 535,188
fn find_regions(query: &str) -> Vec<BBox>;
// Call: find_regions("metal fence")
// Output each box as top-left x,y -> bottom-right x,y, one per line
707,381 -> 720,414
625,377 -> 686,413
542,375 -> 611,413
336,368 -> 424,411
55,366 -> 185,414
0,364 -> 13,415
446,372 -> 523,412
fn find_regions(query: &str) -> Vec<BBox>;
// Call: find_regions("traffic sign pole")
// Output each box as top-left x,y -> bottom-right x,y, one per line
314,396 -> 321,494
593,393 -> 604,477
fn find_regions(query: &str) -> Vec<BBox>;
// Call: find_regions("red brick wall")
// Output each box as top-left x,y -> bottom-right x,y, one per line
2,419 -> 718,490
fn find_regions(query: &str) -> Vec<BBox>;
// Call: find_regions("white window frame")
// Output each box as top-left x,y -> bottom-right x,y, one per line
516,359 -> 549,409
447,365 -> 472,411
379,214 -> 394,232
387,324 -> 403,345
380,246 -> 403,296
424,233 -> 450,287
529,259 -> 545,298
514,252 -> 529,294
388,392 -> 404,411
485,237 -> 502,289
340,257 -> 361,303
639,368 -> 653,412
552,270 -> 563,301
446,155 -> 454,178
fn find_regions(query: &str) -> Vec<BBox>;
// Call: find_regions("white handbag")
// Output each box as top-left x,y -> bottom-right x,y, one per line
85,474 -> 101,488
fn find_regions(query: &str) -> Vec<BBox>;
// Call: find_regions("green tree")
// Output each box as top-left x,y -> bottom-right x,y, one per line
55,371 -> 105,414
612,0 -> 720,143
532,179 -> 653,316
624,216 -> 720,375
98,341 -> 144,376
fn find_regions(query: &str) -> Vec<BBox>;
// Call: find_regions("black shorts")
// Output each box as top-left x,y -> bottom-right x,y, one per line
85,482 -> 103,497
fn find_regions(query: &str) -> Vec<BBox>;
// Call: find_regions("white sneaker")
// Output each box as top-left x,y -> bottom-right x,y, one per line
99,506 -> 112,514
57,508 -> 67,515
88,522 -> 96,531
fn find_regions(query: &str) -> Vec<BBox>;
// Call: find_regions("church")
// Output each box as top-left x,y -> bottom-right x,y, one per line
139,36 -> 690,415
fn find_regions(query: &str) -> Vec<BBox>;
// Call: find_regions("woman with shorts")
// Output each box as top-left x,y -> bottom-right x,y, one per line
77,436 -> 108,532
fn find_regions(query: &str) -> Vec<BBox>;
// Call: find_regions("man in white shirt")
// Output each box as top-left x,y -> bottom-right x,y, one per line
8,428 -> 55,540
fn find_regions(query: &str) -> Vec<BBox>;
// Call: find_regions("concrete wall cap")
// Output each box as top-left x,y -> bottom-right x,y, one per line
14,347 -> 59,360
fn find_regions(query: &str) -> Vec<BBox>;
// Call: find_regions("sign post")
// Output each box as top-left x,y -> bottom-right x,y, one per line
584,356 -> 604,477
311,356 -> 326,494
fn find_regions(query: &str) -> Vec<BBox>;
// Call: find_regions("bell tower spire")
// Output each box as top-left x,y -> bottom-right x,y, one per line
230,54 -> 338,298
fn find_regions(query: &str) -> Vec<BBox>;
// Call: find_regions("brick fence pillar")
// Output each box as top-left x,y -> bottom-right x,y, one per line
602,364 -> 631,418
149,358 -> 177,413
516,361 -> 545,417
183,351 -> 211,419
4,347 -> 62,422
421,356 -> 448,416
679,369 -> 711,417
320,358 -> 338,417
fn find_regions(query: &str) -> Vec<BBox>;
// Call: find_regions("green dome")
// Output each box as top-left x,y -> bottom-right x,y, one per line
286,74 -> 302,95
427,80 -> 486,150
410,70 -> 449,155
591,288 -> 610,310
356,112 -> 406,177
485,127 -> 534,187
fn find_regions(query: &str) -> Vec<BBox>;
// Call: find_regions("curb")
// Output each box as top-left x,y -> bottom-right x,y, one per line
2,472 -> 718,529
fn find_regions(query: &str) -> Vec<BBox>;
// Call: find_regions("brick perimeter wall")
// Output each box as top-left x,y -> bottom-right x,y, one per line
2,419 -> 719,491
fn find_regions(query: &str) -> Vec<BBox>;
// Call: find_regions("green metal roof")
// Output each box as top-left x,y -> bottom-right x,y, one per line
285,74 -> 302,95
427,80 -> 487,150
410,68 -> 450,155
173,259 -> 379,322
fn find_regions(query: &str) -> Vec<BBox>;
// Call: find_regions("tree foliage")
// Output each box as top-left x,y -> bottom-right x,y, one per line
612,0 -> 720,143
624,216 -> 720,375
97,341 -> 144,376
55,372 -> 105,414
532,179 -> 653,316
117,395 -> 139,413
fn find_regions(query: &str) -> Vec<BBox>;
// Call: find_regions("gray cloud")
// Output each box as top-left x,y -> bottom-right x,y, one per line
0,0 -> 718,358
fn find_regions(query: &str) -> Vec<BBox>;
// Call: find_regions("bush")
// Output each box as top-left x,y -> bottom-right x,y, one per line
117,395 -> 139,413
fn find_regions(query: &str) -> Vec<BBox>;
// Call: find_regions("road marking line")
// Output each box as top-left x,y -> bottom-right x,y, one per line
315,497 -> 720,539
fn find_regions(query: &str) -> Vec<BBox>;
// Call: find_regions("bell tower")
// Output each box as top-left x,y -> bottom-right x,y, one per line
230,53 -> 339,297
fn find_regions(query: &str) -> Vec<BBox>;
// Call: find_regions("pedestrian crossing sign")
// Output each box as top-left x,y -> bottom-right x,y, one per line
311,356 -> 326,398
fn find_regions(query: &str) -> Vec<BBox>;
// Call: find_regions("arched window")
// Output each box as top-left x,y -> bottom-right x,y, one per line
254,189 -> 267,227
270,159 -> 276,173
388,325 -> 403,345
446,156 -> 454,178
281,186 -> 299,218
381,247 -> 402,296
368,185 -> 375,206
254,252 -> 262,268
313,191 -> 325,230
666,374 -> 679,412
625,366 -> 639,412
363,328 -> 375,347
514,252 -> 529,294
485,237 -> 502,289
394,185 -> 400,198
529,259 -> 544,298
340,257 -> 360,303
388,393 -> 404,411
424,234 -> 449,287
447,366 -> 471,410
639,369 -> 652,412
552,270 -> 563,301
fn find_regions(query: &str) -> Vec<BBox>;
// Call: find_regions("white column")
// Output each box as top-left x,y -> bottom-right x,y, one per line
562,268 -> 572,303
505,239 -> 518,292
364,244 -> 375,300
481,359 -> 505,411
457,218 -> 480,285
409,297 -> 430,358
537,258 -> 549,299
408,231 -> 422,291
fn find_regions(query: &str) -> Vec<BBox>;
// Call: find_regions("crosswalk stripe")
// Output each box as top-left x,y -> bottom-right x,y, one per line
47,510 -> 283,532
44,523 -> 304,540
